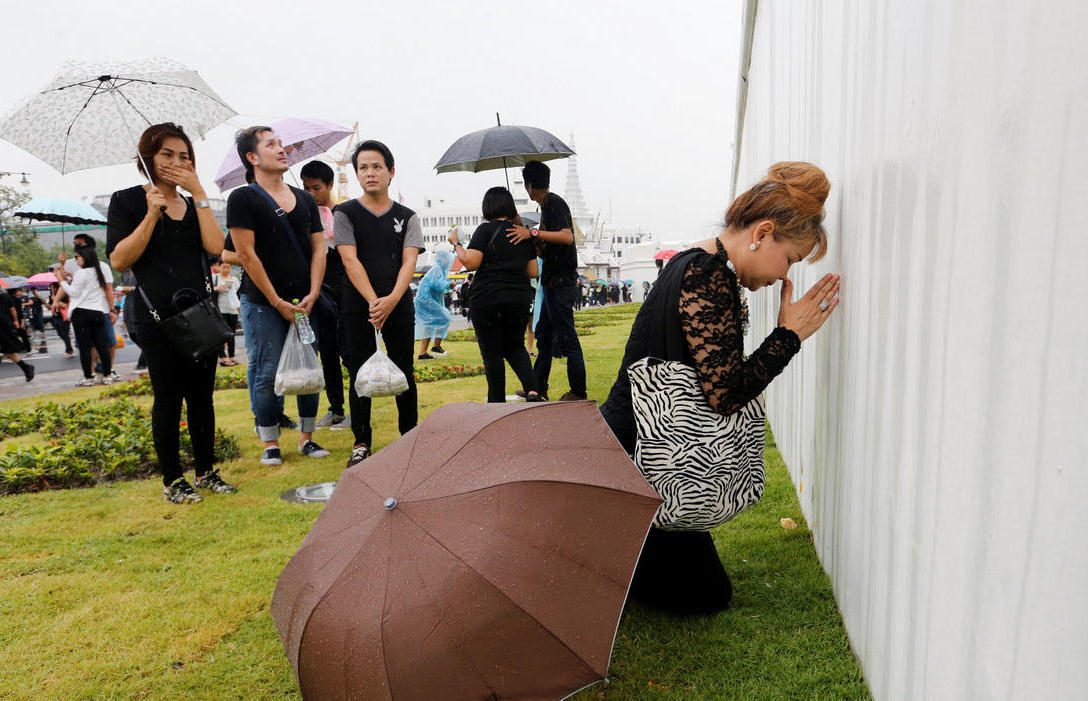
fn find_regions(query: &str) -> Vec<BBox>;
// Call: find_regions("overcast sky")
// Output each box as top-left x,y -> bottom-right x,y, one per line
0,0 -> 742,242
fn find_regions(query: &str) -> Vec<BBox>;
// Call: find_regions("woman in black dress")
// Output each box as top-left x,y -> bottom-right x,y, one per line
107,122 -> 232,505
448,187 -> 541,402
0,290 -> 34,381
600,162 -> 841,615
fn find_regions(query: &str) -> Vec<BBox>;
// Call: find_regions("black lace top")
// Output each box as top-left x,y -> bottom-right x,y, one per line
600,243 -> 801,454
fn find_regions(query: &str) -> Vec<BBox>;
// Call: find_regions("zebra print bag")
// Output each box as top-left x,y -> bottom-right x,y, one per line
628,356 -> 766,531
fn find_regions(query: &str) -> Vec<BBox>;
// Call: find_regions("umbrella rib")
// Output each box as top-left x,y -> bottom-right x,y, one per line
395,506 -> 603,680
404,477 -> 659,506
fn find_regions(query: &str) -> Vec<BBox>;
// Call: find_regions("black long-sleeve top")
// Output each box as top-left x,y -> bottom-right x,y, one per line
600,246 -> 801,454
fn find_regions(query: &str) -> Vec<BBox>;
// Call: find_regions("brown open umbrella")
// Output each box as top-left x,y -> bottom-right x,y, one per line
271,400 -> 661,700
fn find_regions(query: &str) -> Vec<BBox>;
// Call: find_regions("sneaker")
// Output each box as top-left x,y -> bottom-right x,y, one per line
163,477 -> 203,504
299,440 -> 331,459
558,391 -> 588,402
22,364 -> 35,382
278,414 -> 298,430
418,353 -> 434,360
430,346 -> 447,355
109,370 -> 122,383
526,392 -> 547,402
346,444 -> 370,468
260,447 -> 283,465
515,389 -> 528,398
76,377 -> 96,387
316,411 -> 346,428
195,469 -> 238,494
330,413 -> 352,430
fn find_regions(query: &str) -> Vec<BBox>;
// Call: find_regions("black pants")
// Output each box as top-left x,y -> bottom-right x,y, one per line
136,321 -> 217,486
342,301 -> 417,447
533,284 -> 587,398
311,294 -> 345,415
53,317 -> 73,353
629,528 -> 733,615
219,313 -> 238,358
470,302 -> 537,402
70,308 -> 112,378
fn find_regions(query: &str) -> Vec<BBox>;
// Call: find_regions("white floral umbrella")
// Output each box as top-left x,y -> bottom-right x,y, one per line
0,57 -> 236,175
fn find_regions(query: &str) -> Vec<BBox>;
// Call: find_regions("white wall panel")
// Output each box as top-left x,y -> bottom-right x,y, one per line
734,2 -> 1088,699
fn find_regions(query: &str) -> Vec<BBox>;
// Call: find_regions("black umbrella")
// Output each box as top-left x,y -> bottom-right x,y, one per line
435,113 -> 574,188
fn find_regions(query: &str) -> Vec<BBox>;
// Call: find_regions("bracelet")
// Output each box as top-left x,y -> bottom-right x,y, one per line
194,199 -> 211,209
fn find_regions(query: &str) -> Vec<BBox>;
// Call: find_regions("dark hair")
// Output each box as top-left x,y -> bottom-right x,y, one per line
76,246 -> 108,291
351,140 -> 394,171
481,187 -> 518,221
72,234 -> 95,249
137,122 -> 195,182
235,126 -> 273,184
522,160 -> 550,190
726,161 -> 830,261
300,160 -> 335,185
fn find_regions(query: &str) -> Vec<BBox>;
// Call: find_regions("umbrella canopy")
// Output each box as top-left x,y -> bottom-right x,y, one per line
271,401 -> 661,700
623,279 -> 634,285
213,117 -> 354,191
653,249 -> 679,261
435,119 -> 574,174
594,278 -> 608,285
0,57 -> 235,174
2,276 -> 29,289
13,198 -> 106,226
518,211 -> 540,228
577,274 -> 591,283
26,272 -> 57,290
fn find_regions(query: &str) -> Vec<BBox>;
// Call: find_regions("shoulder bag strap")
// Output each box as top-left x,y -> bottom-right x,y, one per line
648,249 -> 702,362
249,182 -> 309,267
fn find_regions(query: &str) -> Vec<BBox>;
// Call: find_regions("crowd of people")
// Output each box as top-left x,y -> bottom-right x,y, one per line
8,120 -> 842,616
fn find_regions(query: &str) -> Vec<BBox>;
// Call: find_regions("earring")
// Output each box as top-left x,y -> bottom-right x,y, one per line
749,243 -> 758,251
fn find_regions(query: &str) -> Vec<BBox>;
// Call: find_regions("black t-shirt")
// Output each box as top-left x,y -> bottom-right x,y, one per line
0,293 -> 15,327
333,200 -> 422,312
106,185 -> 214,323
466,220 -> 535,308
225,185 -> 323,304
539,192 -> 577,287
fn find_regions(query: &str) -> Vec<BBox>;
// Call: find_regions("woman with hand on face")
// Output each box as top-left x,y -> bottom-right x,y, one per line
600,162 -> 840,616
106,122 -> 233,505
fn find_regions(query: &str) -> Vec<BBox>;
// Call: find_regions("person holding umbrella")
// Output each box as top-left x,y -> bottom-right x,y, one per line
507,160 -> 587,402
600,162 -> 841,615
106,122 -> 236,504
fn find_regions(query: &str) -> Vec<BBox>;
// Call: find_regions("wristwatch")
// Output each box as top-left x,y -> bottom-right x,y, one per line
530,227 -> 539,238
194,199 -> 212,209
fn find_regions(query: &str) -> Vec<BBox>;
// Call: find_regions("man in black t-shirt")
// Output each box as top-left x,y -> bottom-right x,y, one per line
227,126 -> 330,466
507,160 -> 587,401
334,140 -> 424,467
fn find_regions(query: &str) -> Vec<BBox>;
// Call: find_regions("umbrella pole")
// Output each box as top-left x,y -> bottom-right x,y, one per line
107,86 -> 154,184
502,156 -> 510,190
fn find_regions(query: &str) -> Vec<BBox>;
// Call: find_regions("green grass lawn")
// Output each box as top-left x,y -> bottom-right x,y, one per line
0,305 -> 869,700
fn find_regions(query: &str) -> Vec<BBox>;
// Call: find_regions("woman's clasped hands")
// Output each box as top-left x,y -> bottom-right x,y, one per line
777,273 -> 840,341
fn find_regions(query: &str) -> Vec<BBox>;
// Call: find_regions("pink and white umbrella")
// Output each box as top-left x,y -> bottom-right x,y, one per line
213,118 -> 354,192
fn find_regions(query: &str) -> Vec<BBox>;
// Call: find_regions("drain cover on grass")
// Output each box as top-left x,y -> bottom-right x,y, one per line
280,481 -> 337,504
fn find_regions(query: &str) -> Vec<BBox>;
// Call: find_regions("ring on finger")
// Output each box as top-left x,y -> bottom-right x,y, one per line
819,300 -> 830,312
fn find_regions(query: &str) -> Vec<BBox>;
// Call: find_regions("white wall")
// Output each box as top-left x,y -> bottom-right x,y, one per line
734,2 -> 1088,700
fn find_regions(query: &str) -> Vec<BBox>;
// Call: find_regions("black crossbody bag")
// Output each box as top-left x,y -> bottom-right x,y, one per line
137,203 -> 233,361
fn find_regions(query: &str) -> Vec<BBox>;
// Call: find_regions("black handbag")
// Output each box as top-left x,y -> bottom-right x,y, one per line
138,253 -> 233,362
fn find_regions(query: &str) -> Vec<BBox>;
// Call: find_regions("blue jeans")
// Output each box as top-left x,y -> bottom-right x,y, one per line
240,295 -> 319,441
533,283 -> 586,397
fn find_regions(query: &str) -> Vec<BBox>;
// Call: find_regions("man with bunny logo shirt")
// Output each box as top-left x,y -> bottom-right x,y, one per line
334,140 -> 424,468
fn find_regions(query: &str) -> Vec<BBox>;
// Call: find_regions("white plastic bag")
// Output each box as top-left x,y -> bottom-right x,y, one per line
274,323 -> 325,396
355,330 -> 409,398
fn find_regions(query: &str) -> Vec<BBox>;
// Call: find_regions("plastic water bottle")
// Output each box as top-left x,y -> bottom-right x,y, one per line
292,299 -> 316,344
